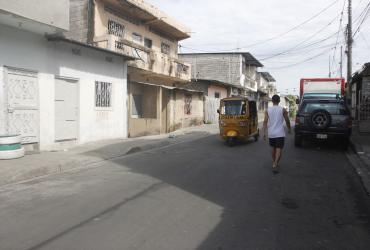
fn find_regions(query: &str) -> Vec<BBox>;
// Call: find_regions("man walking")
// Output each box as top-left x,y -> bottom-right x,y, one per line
263,95 -> 291,173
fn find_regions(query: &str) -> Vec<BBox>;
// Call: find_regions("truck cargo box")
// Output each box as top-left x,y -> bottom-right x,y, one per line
300,78 -> 345,99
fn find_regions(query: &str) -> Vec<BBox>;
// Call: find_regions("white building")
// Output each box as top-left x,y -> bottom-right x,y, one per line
0,1 -> 133,151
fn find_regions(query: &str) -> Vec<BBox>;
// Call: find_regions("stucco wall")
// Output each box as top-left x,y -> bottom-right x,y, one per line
128,82 -> 161,137
208,85 -> 228,99
172,90 -> 203,130
0,24 -> 128,150
0,0 -> 69,30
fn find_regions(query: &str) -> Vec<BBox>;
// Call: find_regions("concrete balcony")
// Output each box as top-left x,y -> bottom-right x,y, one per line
94,34 -> 191,82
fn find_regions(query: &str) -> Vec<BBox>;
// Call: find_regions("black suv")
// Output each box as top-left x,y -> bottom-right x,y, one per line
294,99 -> 352,149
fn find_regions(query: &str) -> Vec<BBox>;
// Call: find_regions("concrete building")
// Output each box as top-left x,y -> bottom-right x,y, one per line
180,79 -> 242,124
0,1 -> 133,151
257,72 -> 277,110
60,0 -> 199,137
350,63 -> 370,133
179,52 -> 263,99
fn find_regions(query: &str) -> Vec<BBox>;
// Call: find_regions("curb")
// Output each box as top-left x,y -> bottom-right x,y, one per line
0,132 -> 215,188
347,138 -> 370,195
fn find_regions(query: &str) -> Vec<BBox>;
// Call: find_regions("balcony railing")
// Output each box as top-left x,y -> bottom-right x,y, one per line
94,34 -> 191,82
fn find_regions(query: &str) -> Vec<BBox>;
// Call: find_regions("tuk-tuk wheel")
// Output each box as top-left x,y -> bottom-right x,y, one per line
226,137 -> 236,147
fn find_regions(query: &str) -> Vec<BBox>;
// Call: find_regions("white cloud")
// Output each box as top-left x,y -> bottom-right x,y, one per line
147,0 -> 370,94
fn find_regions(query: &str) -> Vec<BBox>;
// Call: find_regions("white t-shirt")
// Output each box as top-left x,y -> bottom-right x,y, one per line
267,105 -> 286,138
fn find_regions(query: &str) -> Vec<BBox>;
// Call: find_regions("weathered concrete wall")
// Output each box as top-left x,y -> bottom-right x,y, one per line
63,0 -> 90,43
128,82 -> 161,137
0,0 -> 69,31
180,54 -> 241,86
208,85 -> 228,99
171,90 -> 203,131
94,0 -> 178,59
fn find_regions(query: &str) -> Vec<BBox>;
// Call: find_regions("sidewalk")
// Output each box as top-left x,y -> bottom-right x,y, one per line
348,125 -> 370,194
0,125 -> 218,187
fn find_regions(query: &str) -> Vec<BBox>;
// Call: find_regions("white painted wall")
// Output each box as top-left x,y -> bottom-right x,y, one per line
0,24 -> 128,150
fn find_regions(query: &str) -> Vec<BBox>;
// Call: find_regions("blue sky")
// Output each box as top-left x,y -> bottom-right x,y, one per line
147,0 -> 370,94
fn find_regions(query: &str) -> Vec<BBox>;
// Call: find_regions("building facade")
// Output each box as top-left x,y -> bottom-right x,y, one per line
257,72 -> 277,110
0,1 -> 133,151
350,63 -> 370,133
179,52 -> 263,99
64,0 -> 199,137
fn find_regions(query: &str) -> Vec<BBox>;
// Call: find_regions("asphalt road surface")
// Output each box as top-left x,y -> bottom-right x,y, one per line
0,133 -> 370,250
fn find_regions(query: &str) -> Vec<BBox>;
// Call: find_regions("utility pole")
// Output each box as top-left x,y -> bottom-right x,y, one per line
347,0 -> 353,96
329,55 -> 332,78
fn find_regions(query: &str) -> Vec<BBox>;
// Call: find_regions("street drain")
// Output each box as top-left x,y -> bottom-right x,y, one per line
281,198 -> 299,209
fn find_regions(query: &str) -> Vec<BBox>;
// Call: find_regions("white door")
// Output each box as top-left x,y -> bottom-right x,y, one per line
55,78 -> 78,141
6,67 -> 39,144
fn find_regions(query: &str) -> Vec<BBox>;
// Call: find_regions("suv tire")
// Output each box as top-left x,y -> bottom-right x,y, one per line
310,109 -> 332,130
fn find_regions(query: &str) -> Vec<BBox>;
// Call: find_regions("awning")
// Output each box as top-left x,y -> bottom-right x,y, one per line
132,81 -> 204,93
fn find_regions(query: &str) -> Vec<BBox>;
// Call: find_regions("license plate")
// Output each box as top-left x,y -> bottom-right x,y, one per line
316,134 -> 328,139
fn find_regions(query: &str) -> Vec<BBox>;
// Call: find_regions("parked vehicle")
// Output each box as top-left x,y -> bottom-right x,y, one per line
299,78 -> 345,101
294,98 -> 352,149
217,97 -> 259,146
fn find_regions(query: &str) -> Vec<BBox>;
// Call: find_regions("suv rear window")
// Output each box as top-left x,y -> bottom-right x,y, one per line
302,102 -> 348,115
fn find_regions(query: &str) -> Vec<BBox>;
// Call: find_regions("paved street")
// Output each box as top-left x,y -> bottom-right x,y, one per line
1,133 -> 370,250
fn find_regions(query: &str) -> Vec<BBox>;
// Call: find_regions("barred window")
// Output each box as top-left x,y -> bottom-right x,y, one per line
108,19 -> 124,37
161,43 -> 170,54
95,81 -> 112,108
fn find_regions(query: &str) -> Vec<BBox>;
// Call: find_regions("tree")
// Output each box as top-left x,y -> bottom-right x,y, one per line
285,95 -> 298,119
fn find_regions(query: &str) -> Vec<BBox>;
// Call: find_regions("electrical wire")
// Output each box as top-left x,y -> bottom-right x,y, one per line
260,12 -> 342,61
330,0 -> 346,76
265,47 -> 333,69
229,0 -> 341,51
353,1 -> 370,37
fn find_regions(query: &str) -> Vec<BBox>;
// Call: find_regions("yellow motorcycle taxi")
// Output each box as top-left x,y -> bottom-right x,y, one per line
217,97 -> 259,146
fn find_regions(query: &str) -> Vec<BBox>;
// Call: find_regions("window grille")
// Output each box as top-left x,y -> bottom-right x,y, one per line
215,92 -> 220,98
108,19 -> 124,37
184,94 -> 192,115
95,81 -> 112,108
161,43 -> 171,54
115,41 -> 125,53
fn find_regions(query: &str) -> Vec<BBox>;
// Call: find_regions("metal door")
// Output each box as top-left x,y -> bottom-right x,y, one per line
6,67 -> 39,144
55,78 -> 78,141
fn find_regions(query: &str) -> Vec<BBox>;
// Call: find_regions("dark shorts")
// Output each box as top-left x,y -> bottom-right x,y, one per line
269,137 -> 285,149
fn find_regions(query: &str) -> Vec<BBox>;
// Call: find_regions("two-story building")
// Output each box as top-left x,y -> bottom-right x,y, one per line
257,72 -> 277,111
60,0 -> 200,137
179,52 -> 263,98
0,0 -> 134,151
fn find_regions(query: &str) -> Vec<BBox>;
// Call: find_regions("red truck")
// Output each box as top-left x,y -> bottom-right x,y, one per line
300,78 -> 345,100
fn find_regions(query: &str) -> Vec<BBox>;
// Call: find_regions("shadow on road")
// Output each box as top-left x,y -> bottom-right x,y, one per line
80,133 -> 370,249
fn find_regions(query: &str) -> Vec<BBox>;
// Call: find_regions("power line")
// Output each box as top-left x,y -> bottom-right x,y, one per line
330,0 -> 346,76
230,0 -> 341,51
260,12 -> 342,61
353,1 -> 370,37
265,47 -> 333,69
